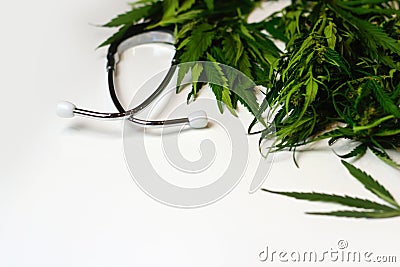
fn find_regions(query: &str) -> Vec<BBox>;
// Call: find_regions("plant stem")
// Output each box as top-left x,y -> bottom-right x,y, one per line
353,115 -> 395,133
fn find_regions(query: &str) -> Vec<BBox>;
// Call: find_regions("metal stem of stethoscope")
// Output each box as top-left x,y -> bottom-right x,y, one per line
71,105 -> 190,126
57,28 -> 208,129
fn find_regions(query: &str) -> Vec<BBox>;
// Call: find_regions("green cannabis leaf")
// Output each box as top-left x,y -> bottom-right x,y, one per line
264,160 -> 400,219
101,0 -> 280,117
256,0 -> 400,168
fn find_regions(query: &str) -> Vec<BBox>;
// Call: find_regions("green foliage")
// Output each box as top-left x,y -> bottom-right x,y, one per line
256,0 -> 400,169
179,23 -> 215,62
101,0 -> 278,117
101,1 -> 399,158
264,160 -> 400,219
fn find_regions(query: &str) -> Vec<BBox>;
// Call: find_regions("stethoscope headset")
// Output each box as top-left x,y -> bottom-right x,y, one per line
57,22 -> 208,129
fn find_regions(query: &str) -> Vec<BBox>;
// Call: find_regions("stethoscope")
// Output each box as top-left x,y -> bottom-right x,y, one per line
56,23 -> 208,129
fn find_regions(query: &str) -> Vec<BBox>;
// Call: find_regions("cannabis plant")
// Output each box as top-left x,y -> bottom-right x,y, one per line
101,0 -> 280,115
101,0 -> 400,218
255,0 -> 400,167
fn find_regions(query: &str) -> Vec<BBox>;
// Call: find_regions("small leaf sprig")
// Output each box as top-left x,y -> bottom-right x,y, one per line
264,160 -> 400,219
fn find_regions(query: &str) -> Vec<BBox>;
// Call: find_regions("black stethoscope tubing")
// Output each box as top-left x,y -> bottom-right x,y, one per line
57,23 -> 208,129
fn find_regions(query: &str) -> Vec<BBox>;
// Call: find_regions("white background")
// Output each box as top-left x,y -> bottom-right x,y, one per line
1,0 -> 399,266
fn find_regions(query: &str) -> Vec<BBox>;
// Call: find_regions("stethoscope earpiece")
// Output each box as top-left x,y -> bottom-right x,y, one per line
56,101 -> 76,118
187,111 -> 208,129
58,25 -> 208,130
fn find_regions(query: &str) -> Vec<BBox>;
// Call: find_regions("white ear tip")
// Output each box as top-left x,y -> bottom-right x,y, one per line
56,101 -> 76,118
188,110 -> 208,129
